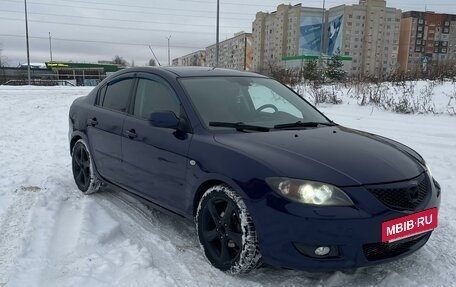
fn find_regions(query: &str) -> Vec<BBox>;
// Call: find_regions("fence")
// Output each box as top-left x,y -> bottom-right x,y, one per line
0,67 -> 107,86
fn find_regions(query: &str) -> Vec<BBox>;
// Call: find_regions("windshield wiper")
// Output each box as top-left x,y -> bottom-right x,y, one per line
274,121 -> 337,130
209,122 -> 270,132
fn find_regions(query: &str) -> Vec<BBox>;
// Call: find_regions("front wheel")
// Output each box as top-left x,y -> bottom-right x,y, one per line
196,184 -> 261,274
71,139 -> 101,194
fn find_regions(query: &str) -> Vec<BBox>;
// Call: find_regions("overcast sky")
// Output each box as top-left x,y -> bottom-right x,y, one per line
0,0 -> 454,67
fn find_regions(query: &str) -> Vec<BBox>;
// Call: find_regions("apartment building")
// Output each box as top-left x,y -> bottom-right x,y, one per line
172,50 -> 206,67
398,11 -> 456,73
328,0 -> 402,76
173,33 -> 252,71
252,0 -> 401,77
252,4 -> 324,73
205,32 -> 253,70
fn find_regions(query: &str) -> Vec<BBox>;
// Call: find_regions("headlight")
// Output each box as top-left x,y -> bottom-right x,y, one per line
266,178 -> 354,206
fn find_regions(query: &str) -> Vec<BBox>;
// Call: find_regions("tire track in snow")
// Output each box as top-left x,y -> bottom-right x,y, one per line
48,199 -> 84,260
0,190 -> 37,285
93,191 -> 203,286
93,190 -> 264,287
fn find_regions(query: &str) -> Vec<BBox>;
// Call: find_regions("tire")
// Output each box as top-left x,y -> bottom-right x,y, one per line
196,184 -> 261,274
71,139 -> 101,194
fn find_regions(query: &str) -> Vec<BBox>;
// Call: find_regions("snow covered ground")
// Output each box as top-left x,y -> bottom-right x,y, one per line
0,84 -> 455,287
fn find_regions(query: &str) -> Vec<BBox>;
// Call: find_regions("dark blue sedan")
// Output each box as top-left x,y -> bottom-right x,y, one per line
68,67 -> 441,274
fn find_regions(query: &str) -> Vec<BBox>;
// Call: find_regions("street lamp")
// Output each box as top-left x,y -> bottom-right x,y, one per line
24,0 -> 31,85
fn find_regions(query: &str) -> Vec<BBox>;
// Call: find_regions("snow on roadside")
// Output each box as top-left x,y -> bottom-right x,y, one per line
296,80 -> 456,115
0,85 -> 455,287
0,87 -> 174,287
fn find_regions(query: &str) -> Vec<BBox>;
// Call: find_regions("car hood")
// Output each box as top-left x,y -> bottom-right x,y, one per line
213,126 -> 425,186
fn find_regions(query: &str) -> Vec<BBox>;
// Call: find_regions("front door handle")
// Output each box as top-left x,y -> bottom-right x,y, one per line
87,117 -> 98,126
124,129 -> 137,139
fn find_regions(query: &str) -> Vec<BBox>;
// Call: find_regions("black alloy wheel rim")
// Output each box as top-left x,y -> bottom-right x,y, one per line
201,197 -> 243,266
72,144 -> 91,190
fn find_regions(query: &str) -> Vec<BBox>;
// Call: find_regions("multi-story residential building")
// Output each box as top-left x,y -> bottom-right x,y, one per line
252,1 -> 401,77
172,50 -> 206,67
205,32 -> 253,70
398,11 -> 456,73
171,58 -> 180,66
328,0 -> 402,76
173,33 -> 252,71
252,4 -> 324,73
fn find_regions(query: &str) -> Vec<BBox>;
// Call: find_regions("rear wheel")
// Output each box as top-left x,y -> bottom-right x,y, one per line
196,184 -> 261,274
71,139 -> 101,194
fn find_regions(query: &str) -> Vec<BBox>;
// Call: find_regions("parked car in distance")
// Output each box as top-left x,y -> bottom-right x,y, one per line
69,67 -> 441,274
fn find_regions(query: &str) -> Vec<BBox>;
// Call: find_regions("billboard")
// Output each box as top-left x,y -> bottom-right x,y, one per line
299,16 -> 323,56
327,14 -> 344,55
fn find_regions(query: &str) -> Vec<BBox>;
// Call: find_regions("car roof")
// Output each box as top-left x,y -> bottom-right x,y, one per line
116,66 -> 267,78
162,66 -> 265,77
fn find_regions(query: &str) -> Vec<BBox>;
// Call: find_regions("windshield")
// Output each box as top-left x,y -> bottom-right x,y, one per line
179,76 -> 330,130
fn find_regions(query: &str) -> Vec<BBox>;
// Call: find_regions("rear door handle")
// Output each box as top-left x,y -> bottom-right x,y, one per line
124,129 -> 137,139
87,117 -> 98,126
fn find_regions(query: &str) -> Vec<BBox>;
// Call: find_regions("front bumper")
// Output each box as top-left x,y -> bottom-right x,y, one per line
245,176 -> 441,271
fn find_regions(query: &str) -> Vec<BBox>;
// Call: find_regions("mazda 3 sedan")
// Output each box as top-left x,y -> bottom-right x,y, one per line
68,67 -> 441,274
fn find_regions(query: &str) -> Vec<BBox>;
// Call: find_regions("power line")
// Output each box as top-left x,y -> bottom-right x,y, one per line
1,0 -> 256,18
0,9 -> 248,29
0,33 -> 207,49
175,0 -> 299,7
1,17 -> 219,35
176,0 -> 456,8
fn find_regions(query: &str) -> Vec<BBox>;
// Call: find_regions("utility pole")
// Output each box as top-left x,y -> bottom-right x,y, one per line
216,0 -> 220,67
49,32 -> 53,62
166,35 -> 171,66
24,0 -> 31,85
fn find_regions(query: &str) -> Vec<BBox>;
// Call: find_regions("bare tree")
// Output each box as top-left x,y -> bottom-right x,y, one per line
148,58 -> 156,66
112,55 -> 129,67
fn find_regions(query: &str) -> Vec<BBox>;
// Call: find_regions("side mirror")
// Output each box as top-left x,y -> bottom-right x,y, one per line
149,111 -> 180,129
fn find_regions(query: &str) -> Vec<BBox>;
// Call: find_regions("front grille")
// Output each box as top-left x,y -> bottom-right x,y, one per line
363,232 -> 431,261
366,174 -> 429,211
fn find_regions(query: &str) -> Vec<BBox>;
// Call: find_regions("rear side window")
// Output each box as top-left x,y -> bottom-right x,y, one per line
102,78 -> 134,112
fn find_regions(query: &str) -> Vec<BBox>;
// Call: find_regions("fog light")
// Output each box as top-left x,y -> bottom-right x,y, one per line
315,246 -> 331,256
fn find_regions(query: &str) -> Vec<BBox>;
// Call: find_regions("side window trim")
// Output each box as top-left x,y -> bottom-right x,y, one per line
126,77 -> 139,115
96,84 -> 107,106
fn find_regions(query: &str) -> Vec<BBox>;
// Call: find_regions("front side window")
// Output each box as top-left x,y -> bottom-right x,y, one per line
179,77 -> 329,130
133,78 -> 180,119
102,78 -> 134,112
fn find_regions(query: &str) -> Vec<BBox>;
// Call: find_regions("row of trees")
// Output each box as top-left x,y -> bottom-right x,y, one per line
267,54 -> 347,86
265,54 -> 456,86
112,55 -> 156,68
